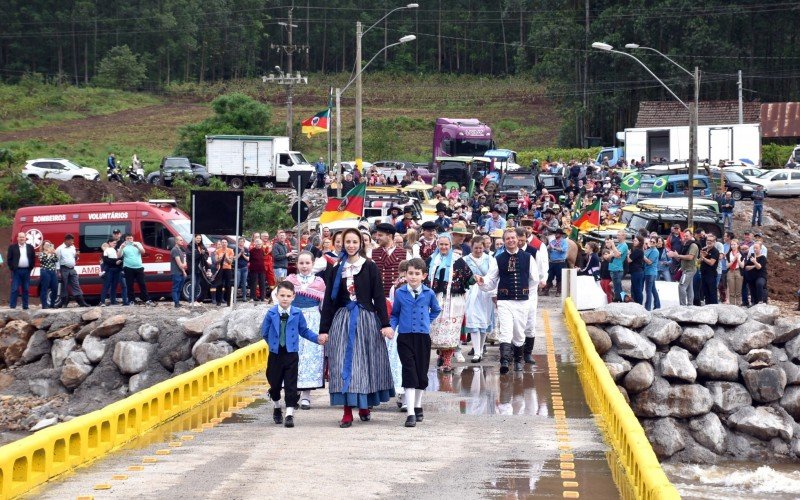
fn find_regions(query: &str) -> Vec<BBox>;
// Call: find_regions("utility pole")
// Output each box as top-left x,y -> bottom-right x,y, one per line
336,87 -> 342,197
688,66 -> 699,230
738,69 -> 743,124
286,7 -> 294,137
355,21 -> 363,171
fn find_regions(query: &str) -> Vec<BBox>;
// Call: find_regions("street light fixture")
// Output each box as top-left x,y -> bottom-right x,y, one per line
336,34 -> 416,196
592,41 -> 700,228
354,3 -> 419,173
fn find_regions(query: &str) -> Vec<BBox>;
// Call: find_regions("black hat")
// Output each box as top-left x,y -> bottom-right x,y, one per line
554,228 -> 565,235
436,202 -> 448,213
374,223 -> 397,235
543,208 -> 556,215
421,221 -> 438,231
403,206 -> 413,214
389,206 -> 402,214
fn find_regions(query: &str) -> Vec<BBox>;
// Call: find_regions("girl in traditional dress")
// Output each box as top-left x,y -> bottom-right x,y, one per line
387,260 -> 410,410
320,228 -> 395,428
426,233 -> 474,372
323,232 -> 343,267
463,237 -> 494,363
274,251 -> 326,410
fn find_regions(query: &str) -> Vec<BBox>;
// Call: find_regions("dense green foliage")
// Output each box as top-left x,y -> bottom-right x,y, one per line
0,174 -> 73,227
95,45 -> 147,90
173,93 -> 282,163
762,144 -> 796,169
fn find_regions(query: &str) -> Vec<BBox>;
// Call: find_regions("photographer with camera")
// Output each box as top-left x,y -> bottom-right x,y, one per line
744,241 -> 768,305
117,233 -> 153,306
666,229 -> 698,306
698,234 -> 720,304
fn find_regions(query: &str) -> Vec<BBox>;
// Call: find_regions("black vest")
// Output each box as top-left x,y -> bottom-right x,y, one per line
495,251 -> 530,301
524,244 -> 538,260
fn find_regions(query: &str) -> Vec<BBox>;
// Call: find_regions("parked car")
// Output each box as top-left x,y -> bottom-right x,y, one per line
147,157 -> 210,186
751,169 -> 800,196
709,170 -> 761,200
709,164 -> 766,183
22,158 -> 100,181
498,173 -> 538,214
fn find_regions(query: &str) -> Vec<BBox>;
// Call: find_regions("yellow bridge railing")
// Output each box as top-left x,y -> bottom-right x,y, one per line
0,340 -> 268,499
563,298 -> 680,500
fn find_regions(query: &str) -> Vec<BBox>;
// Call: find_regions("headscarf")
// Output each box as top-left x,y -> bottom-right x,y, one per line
428,232 -> 454,283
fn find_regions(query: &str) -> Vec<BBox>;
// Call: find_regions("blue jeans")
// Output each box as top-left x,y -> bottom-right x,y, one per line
101,268 -> 123,304
659,266 -> 672,282
644,274 -> 660,310
274,268 -> 287,280
751,204 -> 763,226
10,268 -> 31,308
237,267 -> 249,300
172,273 -> 185,304
630,271 -> 645,305
610,270 -> 624,302
722,212 -> 733,231
39,268 -> 58,309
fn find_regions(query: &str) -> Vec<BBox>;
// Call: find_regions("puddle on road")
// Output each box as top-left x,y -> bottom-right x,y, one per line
427,354 -> 593,418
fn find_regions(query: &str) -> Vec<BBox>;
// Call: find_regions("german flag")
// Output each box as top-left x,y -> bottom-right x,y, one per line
319,183 -> 366,223
571,199 -> 601,231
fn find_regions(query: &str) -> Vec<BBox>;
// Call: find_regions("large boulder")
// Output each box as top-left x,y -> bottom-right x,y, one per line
695,338 -> 739,381
183,312 -> 219,337
729,406 -> 794,441
747,303 -> 781,325
580,309 -> 609,325
782,361 -> 800,386
773,317 -> 800,344
0,319 -> 36,366
46,324 -> 80,340
623,361 -> 655,394
605,363 -> 627,382
90,315 -> 127,338
226,307 -> 265,347
21,330 -> 50,364
660,346 -> 697,383
600,303 -> 652,328
157,332 -> 194,372
780,385 -> 800,420
642,417 -> 686,458
51,338 -> 76,369
81,308 -> 102,322
688,412 -> 727,455
743,366 -> 787,403
586,326 -> 612,355
705,381 -> 752,413
60,351 -> 93,389
81,335 -> 106,364
28,378 -> 67,398
194,341 -> 233,365
632,378 -> 713,418
112,341 -> 155,374
711,304 -> 749,326
785,335 -> 800,363
655,305 -> 718,325
641,317 -> 681,346
729,320 -> 775,354
138,324 -> 160,343
128,366 -> 171,393
607,326 -> 656,360
678,325 -> 715,354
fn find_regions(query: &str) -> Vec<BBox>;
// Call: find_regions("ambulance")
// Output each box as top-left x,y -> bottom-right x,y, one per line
13,200 -> 195,304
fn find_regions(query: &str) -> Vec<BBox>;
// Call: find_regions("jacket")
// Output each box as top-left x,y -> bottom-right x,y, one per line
272,241 -> 288,269
6,243 -> 36,272
390,284 -> 441,334
260,305 -> 319,354
320,259 -> 390,332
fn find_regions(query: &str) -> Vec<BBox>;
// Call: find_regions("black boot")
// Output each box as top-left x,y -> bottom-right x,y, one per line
499,343 -> 512,375
60,297 -> 70,309
76,295 -> 89,307
523,337 -> 536,365
513,345 -> 524,372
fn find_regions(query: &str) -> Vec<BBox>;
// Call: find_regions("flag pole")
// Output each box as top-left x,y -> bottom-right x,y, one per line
327,87 -> 333,191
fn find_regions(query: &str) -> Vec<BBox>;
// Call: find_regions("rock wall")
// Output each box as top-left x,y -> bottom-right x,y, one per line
0,304 -> 268,432
582,302 -> 800,464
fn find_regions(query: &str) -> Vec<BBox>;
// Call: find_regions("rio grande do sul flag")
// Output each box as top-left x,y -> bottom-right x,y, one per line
319,183 -> 366,224
571,198 -> 601,231
301,109 -> 330,137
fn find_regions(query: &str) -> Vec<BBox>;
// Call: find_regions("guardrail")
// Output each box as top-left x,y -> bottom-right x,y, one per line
0,340 -> 268,499
563,298 -> 680,500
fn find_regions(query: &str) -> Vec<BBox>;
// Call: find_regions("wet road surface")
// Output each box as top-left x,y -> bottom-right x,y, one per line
27,298 -> 621,499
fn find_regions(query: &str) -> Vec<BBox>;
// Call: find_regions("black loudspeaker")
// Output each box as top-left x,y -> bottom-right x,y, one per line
191,190 -> 244,235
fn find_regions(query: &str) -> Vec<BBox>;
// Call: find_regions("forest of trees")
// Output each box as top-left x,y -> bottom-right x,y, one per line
1,0 -> 798,145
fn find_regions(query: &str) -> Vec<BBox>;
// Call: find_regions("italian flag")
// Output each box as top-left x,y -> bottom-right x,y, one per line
319,183 -> 366,223
572,199 -> 601,231
301,109 -> 330,137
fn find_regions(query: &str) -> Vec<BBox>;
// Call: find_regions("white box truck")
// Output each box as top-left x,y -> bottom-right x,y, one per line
205,135 -> 315,189
621,123 -> 761,166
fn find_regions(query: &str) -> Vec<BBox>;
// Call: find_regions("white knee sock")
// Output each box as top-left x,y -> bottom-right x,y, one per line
414,390 -> 424,409
300,390 -> 311,401
286,406 -> 294,416
405,389 -> 416,416
273,399 -> 282,409
471,332 -> 482,357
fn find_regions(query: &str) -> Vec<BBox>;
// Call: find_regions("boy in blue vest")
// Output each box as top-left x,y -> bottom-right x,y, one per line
390,258 -> 442,427
260,281 -> 328,428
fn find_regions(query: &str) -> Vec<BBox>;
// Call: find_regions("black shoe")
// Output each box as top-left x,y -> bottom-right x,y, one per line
524,337 -> 536,364
499,343 -> 512,375
404,415 -> 416,427
273,408 -> 283,424
284,415 -> 294,428
414,408 -> 424,422
467,348 -> 475,356
500,361 -> 510,375
514,360 -> 523,372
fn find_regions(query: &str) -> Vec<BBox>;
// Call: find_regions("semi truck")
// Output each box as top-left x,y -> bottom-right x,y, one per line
432,118 -> 495,163
205,135 -> 315,189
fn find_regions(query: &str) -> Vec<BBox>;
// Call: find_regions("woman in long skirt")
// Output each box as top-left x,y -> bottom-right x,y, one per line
275,251 -> 325,410
320,228 -> 395,428
463,237 -> 494,363
427,233 -> 474,372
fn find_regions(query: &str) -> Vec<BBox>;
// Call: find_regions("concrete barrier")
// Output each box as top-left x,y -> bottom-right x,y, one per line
0,340 -> 268,499
563,298 -> 679,500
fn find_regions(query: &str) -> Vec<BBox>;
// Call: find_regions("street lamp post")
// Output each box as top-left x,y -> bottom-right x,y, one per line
264,8 -> 309,139
336,34 -> 417,196
592,41 -> 699,229
354,3 -> 419,172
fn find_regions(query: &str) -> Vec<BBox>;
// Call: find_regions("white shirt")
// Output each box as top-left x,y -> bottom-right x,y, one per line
55,244 -> 77,268
278,306 -> 291,316
479,249 -> 546,296
406,284 -> 422,297
17,244 -> 29,268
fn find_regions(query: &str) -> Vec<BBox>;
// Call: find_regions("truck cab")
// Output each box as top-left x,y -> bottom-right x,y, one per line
433,118 -> 494,162
597,147 -> 624,167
